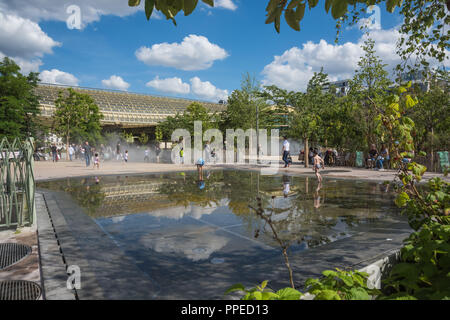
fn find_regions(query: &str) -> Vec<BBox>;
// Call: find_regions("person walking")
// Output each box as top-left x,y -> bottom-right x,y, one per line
124,150 -> 129,163
282,136 -> 290,168
313,150 -> 325,183
84,141 -> 91,167
144,147 -> 150,163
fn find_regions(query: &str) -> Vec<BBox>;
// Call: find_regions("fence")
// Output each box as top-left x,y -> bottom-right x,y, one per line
0,137 -> 35,229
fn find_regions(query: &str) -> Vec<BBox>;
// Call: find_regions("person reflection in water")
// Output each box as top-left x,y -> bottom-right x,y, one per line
314,182 -> 323,209
282,175 -> 290,198
197,158 -> 205,190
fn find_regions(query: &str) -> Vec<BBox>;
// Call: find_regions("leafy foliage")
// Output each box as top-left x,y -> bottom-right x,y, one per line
0,57 -> 41,139
225,280 -> 303,300
305,268 -> 381,300
157,102 -> 219,141
52,88 -> 103,148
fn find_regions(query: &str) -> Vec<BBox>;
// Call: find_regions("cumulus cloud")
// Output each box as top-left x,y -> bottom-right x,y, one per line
215,0 -> 238,10
39,69 -> 79,86
262,28 -> 449,92
0,12 -> 61,59
136,34 -> 229,71
190,77 -> 228,102
146,76 -> 191,95
102,75 -> 130,91
0,0 -> 141,27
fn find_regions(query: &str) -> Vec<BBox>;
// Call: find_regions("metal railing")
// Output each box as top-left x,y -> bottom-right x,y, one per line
0,137 -> 35,229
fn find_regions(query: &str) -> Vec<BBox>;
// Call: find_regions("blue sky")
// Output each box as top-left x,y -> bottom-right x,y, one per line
0,0 -> 421,102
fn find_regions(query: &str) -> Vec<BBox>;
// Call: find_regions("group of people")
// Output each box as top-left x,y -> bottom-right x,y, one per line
282,137 -> 325,183
366,143 -> 390,170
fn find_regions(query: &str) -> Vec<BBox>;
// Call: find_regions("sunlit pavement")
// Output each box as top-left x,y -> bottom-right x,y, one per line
34,160 -> 448,183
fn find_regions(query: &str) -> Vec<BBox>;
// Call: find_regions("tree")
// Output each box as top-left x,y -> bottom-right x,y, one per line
52,88 -> 103,157
0,57 -> 41,139
347,37 -> 392,148
220,73 -> 272,133
408,78 -> 450,168
129,0 -> 449,73
289,69 -> 334,166
157,102 -> 218,141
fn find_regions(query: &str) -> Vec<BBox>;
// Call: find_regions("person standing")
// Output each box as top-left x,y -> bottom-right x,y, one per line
68,144 -> 75,161
144,147 -> 150,163
124,150 -> 129,163
204,141 -> 211,164
93,153 -> 100,169
116,142 -> 121,161
282,136 -> 290,168
51,143 -> 58,162
84,141 -> 91,167
155,144 -> 161,162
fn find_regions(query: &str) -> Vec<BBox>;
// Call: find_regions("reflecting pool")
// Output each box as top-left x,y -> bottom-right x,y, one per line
37,170 -> 401,299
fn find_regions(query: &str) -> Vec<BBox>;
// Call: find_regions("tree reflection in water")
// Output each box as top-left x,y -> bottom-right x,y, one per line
37,170 -> 396,252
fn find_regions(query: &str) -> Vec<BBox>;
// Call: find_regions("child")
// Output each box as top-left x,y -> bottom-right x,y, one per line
94,153 -> 100,169
196,158 -> 205,180
180,147 -> 184,164
124,150 -> 128,163
313,151 -> 325,183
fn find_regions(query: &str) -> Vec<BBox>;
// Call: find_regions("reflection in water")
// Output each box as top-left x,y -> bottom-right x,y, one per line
139,225 -> 229,261
37,170 -> 398,253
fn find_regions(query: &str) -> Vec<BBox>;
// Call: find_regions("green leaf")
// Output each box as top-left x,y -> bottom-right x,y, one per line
128,0 -> 141,6
386,0 -> 398,13
325,0 -> 334,13
331,0 -> 348,19
287,0 -> 301,10
322,270 -> 338,278
346,287 -> 371,300
285,9 -> 300,31
145,0 -> 155,20
275,287 -> 303,300
224,283 -> 246,295
184,0 -> 199,16
340,274 -> 354,286
315,289 -> 341,300
252,291 -> 263,300
395,192 -> 410,207
295,2 -> 306,21
260,280 -> 268,290
201,0 -> 214,7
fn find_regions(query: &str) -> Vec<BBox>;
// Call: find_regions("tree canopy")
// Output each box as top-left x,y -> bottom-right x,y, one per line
52,88 -> 103,149
0,57 -> 41,140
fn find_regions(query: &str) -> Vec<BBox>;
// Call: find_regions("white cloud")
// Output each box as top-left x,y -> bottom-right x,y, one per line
190,77 -> 228,102
39,69 -> 79,86
215,0 -> 238,10
262,28 -> 394,92
0,12 -> 60,60
146,76 -> 191,95
262,27 -> 449,92
102,75 -> 130,91
0,0 -> 141,27
136,34 -> 229,71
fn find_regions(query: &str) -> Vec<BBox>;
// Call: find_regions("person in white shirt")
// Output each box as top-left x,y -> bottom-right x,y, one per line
68,145 -> 75,161
282,136 -> 290,168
